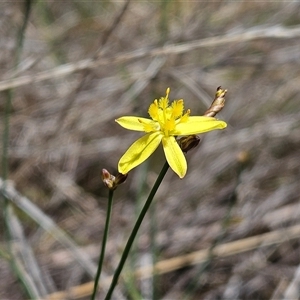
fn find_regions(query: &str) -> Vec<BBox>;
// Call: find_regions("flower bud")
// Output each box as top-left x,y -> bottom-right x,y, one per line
102,169 -> 127,190
178,135 -> 201,153
204,86 -> 227,117
115,173 -> 128,186
102,169 -> 116,190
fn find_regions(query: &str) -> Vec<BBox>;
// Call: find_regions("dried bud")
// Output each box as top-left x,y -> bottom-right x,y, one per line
102,169 -> 116,190
178,135 -> 201,153
115,173 -> 128,186
102,169 -> 127,190
204,86 -> 227,117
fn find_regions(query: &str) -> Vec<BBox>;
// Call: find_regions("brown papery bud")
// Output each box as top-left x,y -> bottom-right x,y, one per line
178,135 -> 201,153
102,169 -> 116,190
102,169 -> 128,190
115,173 -> 128,186
204,86 -> 227,117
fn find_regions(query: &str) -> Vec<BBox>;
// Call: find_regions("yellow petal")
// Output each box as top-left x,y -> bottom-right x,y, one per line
118,132 -> 162,174
116,117 -> 153,131
148,100 -> 159,121
171,99 -> 184,119
162,136 -> 187,178
174,116 -> 227,135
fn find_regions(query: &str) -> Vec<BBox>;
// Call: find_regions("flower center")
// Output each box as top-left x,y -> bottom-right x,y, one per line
147,88 -> 190,136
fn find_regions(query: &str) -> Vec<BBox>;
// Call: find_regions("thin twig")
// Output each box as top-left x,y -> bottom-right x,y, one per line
45,223 -> 300,300
1,25 -> 300,92
0,177 -> 126,300
96,0 -> 131,54
7,205 -> 50,297
0,178 -> 97,277
283,265 -> 300,299
1,1 -> 45,298
51,0 -> 131,135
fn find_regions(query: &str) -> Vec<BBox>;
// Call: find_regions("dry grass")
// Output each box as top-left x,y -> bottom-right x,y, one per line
1,1 -> 300,299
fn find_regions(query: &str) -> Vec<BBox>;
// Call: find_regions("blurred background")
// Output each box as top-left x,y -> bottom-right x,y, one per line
1,1 -> 300,299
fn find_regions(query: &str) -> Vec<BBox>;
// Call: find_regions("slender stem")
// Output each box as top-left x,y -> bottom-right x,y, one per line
104,161 -> 170,300
150,197 -> 159,300
91,189 -> 114,300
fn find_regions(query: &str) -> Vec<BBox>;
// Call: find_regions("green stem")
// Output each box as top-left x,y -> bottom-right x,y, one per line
104,161 -> 170,300
91,189 -> 114,300
150,197 -> 159,300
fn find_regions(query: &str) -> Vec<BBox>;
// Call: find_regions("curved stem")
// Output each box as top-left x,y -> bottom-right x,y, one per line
105,161 -> 169,300
91,189 -> 114,300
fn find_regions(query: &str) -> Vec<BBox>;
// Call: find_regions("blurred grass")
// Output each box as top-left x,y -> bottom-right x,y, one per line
1,1 -> 300,299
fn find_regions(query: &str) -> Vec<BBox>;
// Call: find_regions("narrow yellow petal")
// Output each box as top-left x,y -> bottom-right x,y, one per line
116,117 -> 152,131
171,99 -> 184,119
162,136 -> 187,178
118,132 -> 162,174
148,100 -> 159,121
174,116 -> 227,135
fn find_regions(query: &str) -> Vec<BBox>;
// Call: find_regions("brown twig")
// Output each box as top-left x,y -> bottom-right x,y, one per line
45,223 -> 300,299
51,0 -> 131,136
2,25 -> 300,92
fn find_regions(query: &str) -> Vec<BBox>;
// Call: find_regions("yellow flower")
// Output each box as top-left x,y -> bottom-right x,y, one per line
116,88 -> 227,178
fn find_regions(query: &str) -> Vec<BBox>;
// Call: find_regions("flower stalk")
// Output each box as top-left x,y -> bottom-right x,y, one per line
104,161 -> 170,300
91,170 -> 127,299
91,188 -> 114,300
